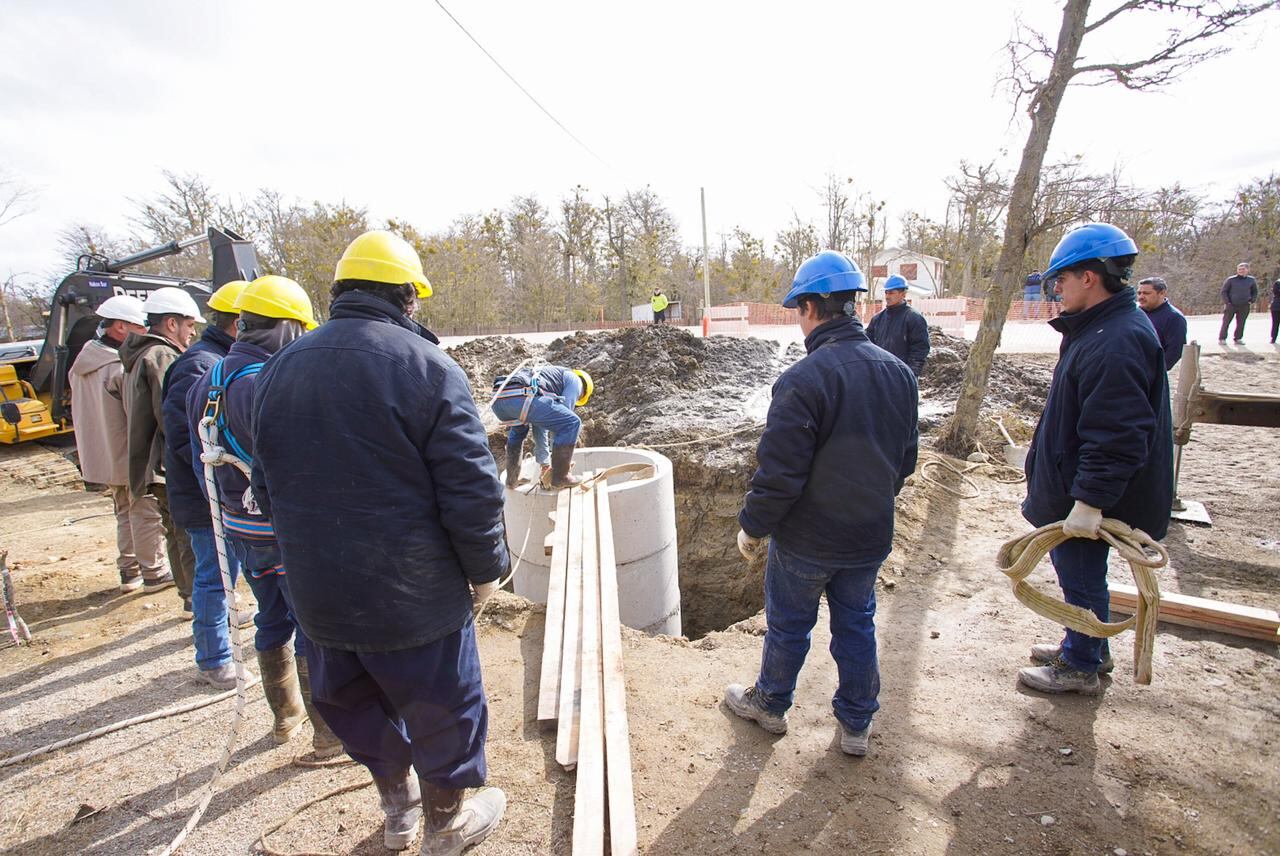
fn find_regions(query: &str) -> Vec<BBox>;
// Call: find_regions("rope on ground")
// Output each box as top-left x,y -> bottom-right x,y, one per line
997,518 -> 1166,684
0,676 -> 261,768
916,447 -> 1026,499
0,510 -> 117,538
257,778 -> 373,856
630,422 -> 763,450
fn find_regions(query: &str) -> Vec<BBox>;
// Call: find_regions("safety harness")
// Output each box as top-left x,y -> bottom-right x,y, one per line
492,372 -> 542,428
204,360 -> 265,465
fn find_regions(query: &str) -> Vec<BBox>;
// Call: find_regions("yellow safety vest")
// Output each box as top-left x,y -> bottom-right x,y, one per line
651,293 -> 669,312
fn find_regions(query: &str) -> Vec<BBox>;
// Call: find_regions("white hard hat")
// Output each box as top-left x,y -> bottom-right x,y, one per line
142,287 -> 206,323
96,295 -> 147,326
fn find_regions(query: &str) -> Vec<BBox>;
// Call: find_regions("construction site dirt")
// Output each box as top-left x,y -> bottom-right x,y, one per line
1,330 -> 1276,855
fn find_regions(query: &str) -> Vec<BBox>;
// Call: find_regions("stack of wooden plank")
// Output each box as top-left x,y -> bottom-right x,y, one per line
1110,583 -> 1279,643
537,482 -> 638,856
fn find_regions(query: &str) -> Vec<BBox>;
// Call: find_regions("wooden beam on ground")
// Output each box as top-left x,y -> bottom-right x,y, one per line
538,488 -> 574,721
572,483 -> 605,855
556,488 -> 585,768
595,484 -> 639,856
1111,583 -> 1279,642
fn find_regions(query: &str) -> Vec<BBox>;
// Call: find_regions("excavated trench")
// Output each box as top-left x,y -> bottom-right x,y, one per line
449,325 -> 1052,639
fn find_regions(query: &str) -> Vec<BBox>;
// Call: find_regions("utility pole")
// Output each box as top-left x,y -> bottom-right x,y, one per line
700,188 -> 711,332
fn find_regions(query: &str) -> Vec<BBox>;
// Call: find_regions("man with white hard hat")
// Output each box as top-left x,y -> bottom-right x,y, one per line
119,286 -> 204,606
69,295 -> 169,592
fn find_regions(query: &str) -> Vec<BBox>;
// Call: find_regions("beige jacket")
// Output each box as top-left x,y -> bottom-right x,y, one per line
119,332 -> 182,496
68,338 -> 130,486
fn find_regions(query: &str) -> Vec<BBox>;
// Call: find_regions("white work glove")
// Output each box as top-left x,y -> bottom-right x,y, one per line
1062,500 -> 1103,539
737,529 -> 766,562
472,580 -> 499,611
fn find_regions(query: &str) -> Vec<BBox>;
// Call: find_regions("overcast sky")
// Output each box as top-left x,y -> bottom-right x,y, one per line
1,0 -> 1276,284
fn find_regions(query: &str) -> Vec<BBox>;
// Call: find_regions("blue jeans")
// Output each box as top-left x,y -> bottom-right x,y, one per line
308,623 -> 488,786
228,535 -> 302,655
1050,537 -> 1110,673
494,373 -> 582,465
188,526 -> 242,671
755,541 -> 885,731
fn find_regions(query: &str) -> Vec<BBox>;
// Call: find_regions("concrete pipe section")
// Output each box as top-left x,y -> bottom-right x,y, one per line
503,446 -> 681,637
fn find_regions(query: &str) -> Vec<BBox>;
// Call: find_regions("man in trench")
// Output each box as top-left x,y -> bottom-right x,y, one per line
725,249 -> 919,757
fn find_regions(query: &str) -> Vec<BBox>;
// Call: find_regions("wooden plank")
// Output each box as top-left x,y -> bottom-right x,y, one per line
555,488 -> 585,767
1110,584 -> 1279,630
537,488 -> 573,721
596,484 -> 638,856
572,484 -> 605,855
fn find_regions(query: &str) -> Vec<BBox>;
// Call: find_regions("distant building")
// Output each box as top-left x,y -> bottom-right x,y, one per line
869,249 -> 945,298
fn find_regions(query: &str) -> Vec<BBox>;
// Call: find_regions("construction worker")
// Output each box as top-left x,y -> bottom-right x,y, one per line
651,287 -> 670,324
160,280 -> 251,687
1136,276 -> 1188,370
186,275 -> 342,759
492,366 -> 593,490
249,231 -> 508,852
1020,223 -> 1173,694
68,295 -> 162,593
866,274 -> 930,377
725,250 -> 919,757
119,286 -> 204,606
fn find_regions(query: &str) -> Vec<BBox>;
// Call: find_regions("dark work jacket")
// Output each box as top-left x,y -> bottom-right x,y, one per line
250,291 -> 508,653
160,326 -> 234,530
1023,288 -> 1172,540
866,303 -> 930,376
1271,281 -> 1280,311
739,317 -> 919,563
1220,275 -> 1257,305
186,340 -> 272,516
1141,300 -> 1188,370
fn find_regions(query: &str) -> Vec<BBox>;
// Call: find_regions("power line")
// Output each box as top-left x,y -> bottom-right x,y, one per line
433,0 -> 612,170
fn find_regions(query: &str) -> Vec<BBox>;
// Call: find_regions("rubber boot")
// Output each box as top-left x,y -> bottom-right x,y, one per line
295,655 -> 345,760
373,771 -> 423,850
419,781 -> 506,856
256,645 -> 307,744
503,439 -> 523,489
548,444 -> 581,489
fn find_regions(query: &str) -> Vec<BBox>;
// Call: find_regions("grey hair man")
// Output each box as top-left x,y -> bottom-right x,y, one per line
1136,277 -> 1188,370
1218,262 -> 1257,343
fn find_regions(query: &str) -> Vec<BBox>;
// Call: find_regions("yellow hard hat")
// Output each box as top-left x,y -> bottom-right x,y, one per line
572,369 -> 594,406
334,230 -> 432,298
207,280 -> 250,313
234,275 -> 319,330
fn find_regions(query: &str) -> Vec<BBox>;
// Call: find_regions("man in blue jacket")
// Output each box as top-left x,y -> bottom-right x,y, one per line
725,250 -> 918,758
1136,276 -> 1188,370
866,274 -> 930,376
250,231 -> 507,853
1020,223 -> 1173,695
160,280 -> 246,683
1218,262 -> 1258,343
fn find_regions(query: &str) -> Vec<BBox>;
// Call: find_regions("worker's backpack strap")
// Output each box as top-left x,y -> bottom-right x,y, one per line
204,360 -> 265,465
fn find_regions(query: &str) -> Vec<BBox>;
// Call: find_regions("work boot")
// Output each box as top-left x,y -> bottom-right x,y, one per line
503,439 -> 523,489
548,445 -> 581,489
295,655 -> 345,761
142,571 -> 175,593
839,722 -> 872,757
420,782 -> 506,856
256,645 -> 307,743
1029,642 -> 1113,674
1018,656 -> 1102,696
120,573 -> 144,594
197,662 -> 238,690
373,771 -> 423,850
723,683 -> 788,735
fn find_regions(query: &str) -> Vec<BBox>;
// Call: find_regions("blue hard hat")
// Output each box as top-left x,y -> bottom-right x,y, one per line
1043,223 -> 1138,281
782,250 -> 867,308
883,274 -> 908,292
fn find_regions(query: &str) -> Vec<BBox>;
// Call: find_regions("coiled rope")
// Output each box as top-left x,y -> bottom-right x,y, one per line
997,518 -> 1166,684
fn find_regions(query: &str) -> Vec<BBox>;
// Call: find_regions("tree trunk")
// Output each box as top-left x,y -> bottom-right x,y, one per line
937,0 -> 1090,455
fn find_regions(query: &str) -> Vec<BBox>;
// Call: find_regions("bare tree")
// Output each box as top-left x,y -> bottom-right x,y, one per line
937,0 -> 1273,455
775,214 -> 820,275
820,174 -> 854,252
945,160 -> 1008,296
0,171 -> 35,230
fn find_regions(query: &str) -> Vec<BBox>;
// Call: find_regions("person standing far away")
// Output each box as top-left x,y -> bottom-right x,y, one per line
651,287 -> 670,325
68,295 -> 153,593
866,274 -> 930,377
248,230 -> 508,853
119,286 -> 204,608
1136,276 -> 1188,370
1020,223 -> 1173,695
1270,277 -> 1280,345
1218,262 -> 1257,343
724,250 -> 919,758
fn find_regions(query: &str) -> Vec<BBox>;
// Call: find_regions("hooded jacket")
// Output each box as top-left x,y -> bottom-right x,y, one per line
161,325 -> 234,530
1023,288 -> 1173,540
68,338 -> 129,486
119,331 -> 183,497
739,316 -> 919,563
250,291 -> 509,653
866,302 -> 931,376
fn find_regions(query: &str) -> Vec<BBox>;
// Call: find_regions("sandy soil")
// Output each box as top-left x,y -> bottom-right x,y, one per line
0,346 -> 1276,855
